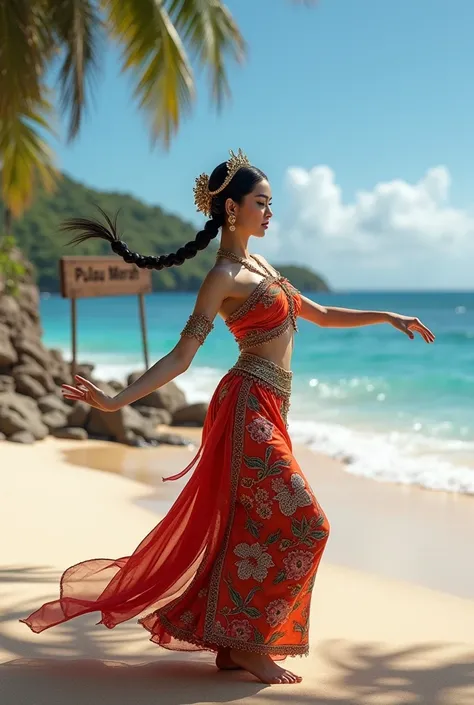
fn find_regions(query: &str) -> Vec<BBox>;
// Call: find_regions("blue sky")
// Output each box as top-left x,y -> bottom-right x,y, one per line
52,0 -> 474,290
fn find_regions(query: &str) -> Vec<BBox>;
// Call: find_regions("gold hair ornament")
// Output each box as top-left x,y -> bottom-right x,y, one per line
193,148 -> 251,217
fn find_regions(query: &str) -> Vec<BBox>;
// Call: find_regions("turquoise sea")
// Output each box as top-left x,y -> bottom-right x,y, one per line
40,290 -> 474,495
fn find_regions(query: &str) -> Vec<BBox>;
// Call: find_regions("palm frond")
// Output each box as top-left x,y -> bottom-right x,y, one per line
49,0 -> 104,141
0,94 -> 58,217
0,0 -> 52,119
103,0 -> 195,146
168,0 -> 245,109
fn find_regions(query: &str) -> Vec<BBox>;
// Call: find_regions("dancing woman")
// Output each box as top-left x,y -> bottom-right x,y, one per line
21,149 -> 434,685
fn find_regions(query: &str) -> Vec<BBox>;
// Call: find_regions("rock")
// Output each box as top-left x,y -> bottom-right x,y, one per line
0,392 -> 48,439
52,427 -> 88,440
74,362 -> 95,379
66,401 -> 90,427
107,380 -> 124,393
87,403 -> 155,444
13,360 -> 56,394
0,324 -> 18,367
154,431 -> 193,446
13,335 -> 50,367
127,373 -> 186,413
37,394 -> 69,415
0,375 -> 15,394
0,296 -> 21,329
14,373 -> 47,399
0,431 -> 6,441
46,349 -> 73,387
134,405 -> 172,426
42,409 -> 67,430
9,430 -> 36,444
172,402 -> 208,427
17,283 -> 40,318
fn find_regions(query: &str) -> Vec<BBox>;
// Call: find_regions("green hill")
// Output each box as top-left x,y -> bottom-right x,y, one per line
1,175 -> 330,293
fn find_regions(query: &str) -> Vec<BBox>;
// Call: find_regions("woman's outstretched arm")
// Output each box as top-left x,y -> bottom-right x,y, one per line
62,267 -> 233,411
299,295 -> 435,343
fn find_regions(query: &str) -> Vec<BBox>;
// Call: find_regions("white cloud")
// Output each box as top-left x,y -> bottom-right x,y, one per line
261,165 -> 474,290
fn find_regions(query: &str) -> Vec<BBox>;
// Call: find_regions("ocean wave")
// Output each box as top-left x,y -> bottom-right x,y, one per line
289,419 -> 474,495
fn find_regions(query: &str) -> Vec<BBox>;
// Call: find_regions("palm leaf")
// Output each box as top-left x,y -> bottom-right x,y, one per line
49,0 -> 103,141
168,0 -> 245,109
0,0 -> 52,118
0,94 -> 58,217
103,0 -> 195,146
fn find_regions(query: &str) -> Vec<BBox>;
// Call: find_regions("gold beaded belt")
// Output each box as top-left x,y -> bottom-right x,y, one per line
229,352 -> 292,399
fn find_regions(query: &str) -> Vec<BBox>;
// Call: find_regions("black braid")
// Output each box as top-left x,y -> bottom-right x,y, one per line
61,205 -> 224,270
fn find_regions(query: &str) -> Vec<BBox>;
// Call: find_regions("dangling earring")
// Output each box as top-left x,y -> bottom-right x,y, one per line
228,213 -> 236,232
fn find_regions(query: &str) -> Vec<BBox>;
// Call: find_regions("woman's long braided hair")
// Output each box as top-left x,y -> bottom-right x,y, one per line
62,162 -> 267,269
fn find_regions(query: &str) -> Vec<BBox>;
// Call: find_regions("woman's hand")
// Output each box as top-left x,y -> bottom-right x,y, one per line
61,375 -> 119,412
387,313 -> 435,343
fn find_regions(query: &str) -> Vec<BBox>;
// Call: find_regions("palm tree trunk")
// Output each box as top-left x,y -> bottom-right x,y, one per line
3,206 -> 12,242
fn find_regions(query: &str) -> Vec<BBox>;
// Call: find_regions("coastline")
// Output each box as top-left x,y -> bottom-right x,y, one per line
1,434 -> 473,703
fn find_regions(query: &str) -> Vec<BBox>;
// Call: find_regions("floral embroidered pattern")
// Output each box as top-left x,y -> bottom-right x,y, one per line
272,473 -> 313,516
218,383 -> 229,404
265,599 -> 292,627
246,416 -> 274,444
234,542 -> 275,582
283,550 -> 314,580
151,361 -> 330,659
180,610 -> 196,625
256,503 -> 272,520
228,619 -> 252,640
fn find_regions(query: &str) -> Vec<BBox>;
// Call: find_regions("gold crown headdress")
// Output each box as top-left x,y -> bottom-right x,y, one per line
193,148 -> 251,217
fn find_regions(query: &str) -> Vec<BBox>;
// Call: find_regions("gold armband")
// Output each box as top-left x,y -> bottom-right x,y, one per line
181,313 -> 214,345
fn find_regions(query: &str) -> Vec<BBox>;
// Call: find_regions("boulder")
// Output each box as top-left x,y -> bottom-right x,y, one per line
9,430 -> 36,444
13,335 -> 50,367
52,427 -> 88,440
42,409 -> 68,430
172,402 -> 208,427
37,394 -> 69,415
87,404 -> 155,444
66,401 -> 90,427
154,431 -> 193,446
0,296 -> 21,329
0,324 -> 18,367
0,392 -> 48,439
13,359 -> 56,393
0,375 -> 15,394
134,405 -> 172,426
127,372 -> 186,413
14,373 -> 47,399
107,380 -> 124,393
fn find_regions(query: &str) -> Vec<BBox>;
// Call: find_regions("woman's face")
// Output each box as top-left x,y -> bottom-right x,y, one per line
228,179 -> 273,238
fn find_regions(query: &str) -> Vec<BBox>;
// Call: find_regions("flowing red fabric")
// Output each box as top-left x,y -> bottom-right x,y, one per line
20,379 -> 237,634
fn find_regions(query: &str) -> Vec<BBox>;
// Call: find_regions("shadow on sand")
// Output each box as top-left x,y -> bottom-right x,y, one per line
1,566 -> 473,705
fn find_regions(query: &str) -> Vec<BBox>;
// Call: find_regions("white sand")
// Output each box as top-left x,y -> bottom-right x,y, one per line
0,437 -> 473,704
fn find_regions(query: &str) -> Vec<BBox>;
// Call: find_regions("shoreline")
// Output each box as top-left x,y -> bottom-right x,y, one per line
43,431 -> 474,599
1,435 -> 473,703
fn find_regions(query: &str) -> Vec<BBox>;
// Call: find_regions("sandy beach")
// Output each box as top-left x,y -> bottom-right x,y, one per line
1,434 -> 473,704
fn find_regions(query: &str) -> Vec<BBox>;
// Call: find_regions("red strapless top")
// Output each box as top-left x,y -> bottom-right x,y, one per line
222,257 -> 302,351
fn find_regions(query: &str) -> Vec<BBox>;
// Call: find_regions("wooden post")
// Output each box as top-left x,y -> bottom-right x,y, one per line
138,292 -> 149,370
59,256 -> 152,377
71,297 -> 77,379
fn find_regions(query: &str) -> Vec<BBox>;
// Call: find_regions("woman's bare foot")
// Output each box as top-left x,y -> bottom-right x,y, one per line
215,647 -> 241,670
229,649 -> 302,684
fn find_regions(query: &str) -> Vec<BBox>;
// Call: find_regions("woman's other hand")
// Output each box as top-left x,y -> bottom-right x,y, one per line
387,313 -> 435,343
61,375 -> 119,412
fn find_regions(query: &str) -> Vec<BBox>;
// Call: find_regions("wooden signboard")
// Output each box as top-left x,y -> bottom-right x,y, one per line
60,256 -> 153,377
60,256 -> 152,299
